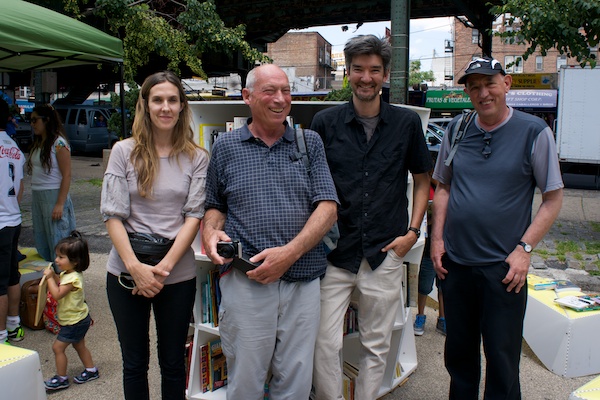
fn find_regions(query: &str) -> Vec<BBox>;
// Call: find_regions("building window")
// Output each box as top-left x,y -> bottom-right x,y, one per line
536,56 -> 543,71
471,29 -> 479,44
557,55 -> 567,70
504,56 -> 523,73
514,56 -> 523,73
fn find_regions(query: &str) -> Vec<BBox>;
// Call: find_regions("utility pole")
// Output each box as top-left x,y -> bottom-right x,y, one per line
390,0 -> 410,104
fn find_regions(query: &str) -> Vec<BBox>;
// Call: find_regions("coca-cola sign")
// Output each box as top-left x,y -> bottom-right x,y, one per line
0,145 -> 22,160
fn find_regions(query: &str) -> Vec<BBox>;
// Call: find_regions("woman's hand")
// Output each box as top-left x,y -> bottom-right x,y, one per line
129,261 -> 165,297
51,203 -> 64,220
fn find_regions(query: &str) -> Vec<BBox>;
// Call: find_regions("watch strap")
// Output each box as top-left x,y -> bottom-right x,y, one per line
519,241 -> 532,253
408,227 -> 420,237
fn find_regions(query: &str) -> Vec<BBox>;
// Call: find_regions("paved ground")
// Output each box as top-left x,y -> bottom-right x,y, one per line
11,155 -> 600,399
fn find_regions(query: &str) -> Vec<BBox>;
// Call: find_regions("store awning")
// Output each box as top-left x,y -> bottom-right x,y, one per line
0,0 -> 123,72
425,89 -> 558,111
506,89 -> 557,109
425,90 -> 473,110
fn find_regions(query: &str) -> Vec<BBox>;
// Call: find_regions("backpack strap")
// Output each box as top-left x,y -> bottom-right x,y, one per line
444,110 -> 477,167
293,127 -> 339,254
294,127 -> 311,173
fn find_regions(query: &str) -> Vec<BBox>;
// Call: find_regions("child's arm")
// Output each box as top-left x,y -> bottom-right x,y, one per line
43,268 -> 75,300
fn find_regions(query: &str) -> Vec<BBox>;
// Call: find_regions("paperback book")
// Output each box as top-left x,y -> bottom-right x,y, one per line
554,280 -> 582,293
554,294 -> 600,311
527,274 -> 556,290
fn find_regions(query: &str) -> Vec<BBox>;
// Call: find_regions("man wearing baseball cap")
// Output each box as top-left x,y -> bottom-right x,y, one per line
430,57 -> 564,399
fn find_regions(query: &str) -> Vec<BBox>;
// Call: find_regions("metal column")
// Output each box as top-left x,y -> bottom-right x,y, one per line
390,0 -> 410,104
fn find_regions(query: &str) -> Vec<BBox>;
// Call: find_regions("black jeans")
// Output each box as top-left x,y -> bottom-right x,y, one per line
106,273 -> 196,400
440,256 -> 527,400
0,224 -> 21,294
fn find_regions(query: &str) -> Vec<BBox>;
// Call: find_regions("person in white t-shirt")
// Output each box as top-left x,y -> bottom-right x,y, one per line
26,104 -> 76,262
0,98 -> 26,345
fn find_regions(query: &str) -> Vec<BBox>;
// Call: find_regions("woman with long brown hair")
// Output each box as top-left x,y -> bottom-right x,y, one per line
27,104 -> 76,262
101,71 -> 208,399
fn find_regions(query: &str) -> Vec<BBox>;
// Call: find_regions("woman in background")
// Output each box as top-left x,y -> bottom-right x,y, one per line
101,71 -> 208,399
27,104 -> 76,262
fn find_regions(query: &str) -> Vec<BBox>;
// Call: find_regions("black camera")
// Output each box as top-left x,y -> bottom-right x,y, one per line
216,240 -> 261,272
216,240 -> 242,259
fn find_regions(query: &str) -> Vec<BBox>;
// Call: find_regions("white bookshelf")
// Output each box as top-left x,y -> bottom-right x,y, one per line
187,257 -> 227,400
185,101 -> 429,399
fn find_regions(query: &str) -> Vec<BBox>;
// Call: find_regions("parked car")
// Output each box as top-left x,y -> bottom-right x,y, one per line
53,104 -> 118,153
426,122 -> 445,164
13,114 -> 33,152
429,117 -> 453,129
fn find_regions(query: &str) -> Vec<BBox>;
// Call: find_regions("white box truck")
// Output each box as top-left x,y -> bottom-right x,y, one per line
555,67 -> 600,181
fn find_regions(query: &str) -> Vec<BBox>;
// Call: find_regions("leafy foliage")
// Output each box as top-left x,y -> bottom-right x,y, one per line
107,86 -> 139,140
36,0 -> 269,82
491,0 -> 599,68
93,0 -> 268,81
325,76 -> 352,101
409,60 -> 435,86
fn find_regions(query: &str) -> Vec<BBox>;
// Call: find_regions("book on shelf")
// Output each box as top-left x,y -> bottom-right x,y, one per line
200,343 -> 209,393
554,294 -> 600,311
343,304 -> 358,335
185,336 -> 194,389
554,279 -> 581,293
201,282 -> 209,324
206,268 -> 221,327
527,274 -> 556,290
208,338 -> 228,391
342,361 -> 358,400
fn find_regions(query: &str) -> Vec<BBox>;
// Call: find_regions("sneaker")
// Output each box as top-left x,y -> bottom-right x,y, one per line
414,314 -> 426,336
44,375 -> 70,391
74,369 -> 99,384
436,317 -> 447,336
8,325 -> 24,342
2,338 -> 11,346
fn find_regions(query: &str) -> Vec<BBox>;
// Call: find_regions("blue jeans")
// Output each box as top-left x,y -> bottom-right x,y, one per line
31,189 -> 76,261
418,253 -> 440,296
106,273 -> 196,400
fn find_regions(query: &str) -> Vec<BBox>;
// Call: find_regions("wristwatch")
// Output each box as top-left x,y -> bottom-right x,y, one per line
519,241 -> 533,253
408,227 -> 421,237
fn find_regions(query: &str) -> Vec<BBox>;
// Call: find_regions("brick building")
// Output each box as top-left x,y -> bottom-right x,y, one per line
266,32 -> 335,91
453,15 -> 595,82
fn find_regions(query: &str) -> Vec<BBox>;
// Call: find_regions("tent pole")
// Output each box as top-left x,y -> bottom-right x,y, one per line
119,63 -> 127,139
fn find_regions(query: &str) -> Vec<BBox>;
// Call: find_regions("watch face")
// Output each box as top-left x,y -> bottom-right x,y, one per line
521,243 -> 532,253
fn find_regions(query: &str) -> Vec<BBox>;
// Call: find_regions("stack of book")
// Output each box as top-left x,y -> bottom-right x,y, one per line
198,338 -> 228,393
527,274 -> 556,290
554,294 -> 600,312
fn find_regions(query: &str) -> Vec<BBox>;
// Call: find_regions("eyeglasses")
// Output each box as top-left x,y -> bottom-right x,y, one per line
30,116 -> 46,123
118,273 -> 136,290
482,131 -> 492,158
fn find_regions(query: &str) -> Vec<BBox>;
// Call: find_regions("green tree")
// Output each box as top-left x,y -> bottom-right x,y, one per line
32,0 -> 270,138
491,0 -> 599,68
325,76 -> 352,101
33,0 -> 268,82
409,60 -> 435,87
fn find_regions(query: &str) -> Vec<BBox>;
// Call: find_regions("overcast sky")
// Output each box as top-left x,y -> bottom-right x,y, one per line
293,17 -> 454,70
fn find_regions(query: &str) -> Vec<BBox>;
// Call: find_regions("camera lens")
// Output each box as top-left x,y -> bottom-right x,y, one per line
217,243 -> 236,258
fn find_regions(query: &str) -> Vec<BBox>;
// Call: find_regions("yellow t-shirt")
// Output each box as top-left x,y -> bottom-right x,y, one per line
57,271 -> 89,326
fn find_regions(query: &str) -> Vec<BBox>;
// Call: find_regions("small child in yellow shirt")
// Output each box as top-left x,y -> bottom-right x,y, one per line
43,230 -> 98,391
